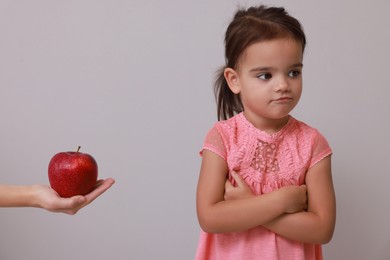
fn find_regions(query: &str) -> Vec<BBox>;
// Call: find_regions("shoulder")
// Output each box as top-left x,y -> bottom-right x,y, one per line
290,118 -> 327,142
201,114 -> 244,159
290,118 -> 316,133
290,118 -> 332,166
210,113 -> 243,137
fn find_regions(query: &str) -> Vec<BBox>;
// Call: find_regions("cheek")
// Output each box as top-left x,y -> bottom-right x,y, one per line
242,89 -> 268,107
292,85 -> 303,105
296,84 -> 303,97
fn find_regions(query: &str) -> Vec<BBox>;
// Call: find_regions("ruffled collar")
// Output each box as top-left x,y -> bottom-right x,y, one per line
237,112 -> 295,142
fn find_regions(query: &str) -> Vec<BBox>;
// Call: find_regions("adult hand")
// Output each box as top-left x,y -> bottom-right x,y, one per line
34,178 -> 115,215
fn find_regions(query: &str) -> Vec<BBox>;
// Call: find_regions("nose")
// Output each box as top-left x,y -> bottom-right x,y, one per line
275,76 -> 290,92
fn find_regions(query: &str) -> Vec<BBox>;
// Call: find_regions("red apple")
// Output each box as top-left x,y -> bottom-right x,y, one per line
48,146 -> 98,198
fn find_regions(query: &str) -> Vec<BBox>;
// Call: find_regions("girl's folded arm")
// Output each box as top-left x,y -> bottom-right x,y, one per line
196,150 -> 306,233
264,156 -> 336,244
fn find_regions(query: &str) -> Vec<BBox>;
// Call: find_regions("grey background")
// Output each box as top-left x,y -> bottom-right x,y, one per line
0,0 -> 389,259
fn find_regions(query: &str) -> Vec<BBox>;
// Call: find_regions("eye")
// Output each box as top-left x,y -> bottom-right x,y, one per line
288,70 -> 301,78
257,73 -> 272,80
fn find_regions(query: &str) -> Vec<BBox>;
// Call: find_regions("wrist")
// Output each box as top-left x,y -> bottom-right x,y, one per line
27,185 -> 42,208
273,188 -> 292,213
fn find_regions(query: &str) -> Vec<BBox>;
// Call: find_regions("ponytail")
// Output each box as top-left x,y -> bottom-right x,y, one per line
214,67 -> 243,121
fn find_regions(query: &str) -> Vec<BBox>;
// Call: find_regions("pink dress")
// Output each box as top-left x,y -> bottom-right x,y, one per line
196,113 -> 332,260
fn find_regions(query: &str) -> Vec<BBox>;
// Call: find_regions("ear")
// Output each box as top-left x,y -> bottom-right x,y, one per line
224,68 -> 241,94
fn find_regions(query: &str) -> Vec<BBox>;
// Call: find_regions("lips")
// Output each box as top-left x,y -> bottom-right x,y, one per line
274,96 -> 293,102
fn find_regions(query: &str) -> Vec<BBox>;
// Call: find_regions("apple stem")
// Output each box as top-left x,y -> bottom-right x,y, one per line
77,146 -> 81,153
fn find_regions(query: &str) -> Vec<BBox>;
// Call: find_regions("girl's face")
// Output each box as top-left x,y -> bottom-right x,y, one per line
225,38 -> 303,132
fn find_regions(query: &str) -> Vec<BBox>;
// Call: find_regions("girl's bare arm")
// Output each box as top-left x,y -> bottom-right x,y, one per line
263,156 -> 336,244
196,150 -> 307,233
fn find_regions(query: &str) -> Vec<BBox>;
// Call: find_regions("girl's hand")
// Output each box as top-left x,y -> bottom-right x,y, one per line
224,171 -> 307,213
33,178 -> 115,215
224,171 -> 254,200
279,184 -> 307,213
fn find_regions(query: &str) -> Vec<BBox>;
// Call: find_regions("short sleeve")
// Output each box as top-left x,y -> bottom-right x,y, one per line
309,130 -> 332,168
200,125 -> 227,160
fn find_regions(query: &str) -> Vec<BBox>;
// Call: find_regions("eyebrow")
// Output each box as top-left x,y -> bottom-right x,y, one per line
249,63 -> 304,72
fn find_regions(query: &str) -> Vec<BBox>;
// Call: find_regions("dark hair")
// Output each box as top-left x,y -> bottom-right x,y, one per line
215,5 -> 306,120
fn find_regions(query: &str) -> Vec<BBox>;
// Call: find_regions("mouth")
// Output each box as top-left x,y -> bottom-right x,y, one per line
273,97 -> 293,102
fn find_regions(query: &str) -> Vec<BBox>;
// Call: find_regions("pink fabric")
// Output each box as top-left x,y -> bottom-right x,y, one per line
196,113 -> 332,260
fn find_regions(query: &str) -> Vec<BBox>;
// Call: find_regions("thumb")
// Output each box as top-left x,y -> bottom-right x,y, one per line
231,171 -> 246,188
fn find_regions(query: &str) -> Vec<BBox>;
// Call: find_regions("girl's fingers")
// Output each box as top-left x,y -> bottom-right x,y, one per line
225,178 -> 233,189
231,171 -> 246,188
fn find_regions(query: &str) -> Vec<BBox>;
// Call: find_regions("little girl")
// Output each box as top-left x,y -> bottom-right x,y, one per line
196,5 -> 336,260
